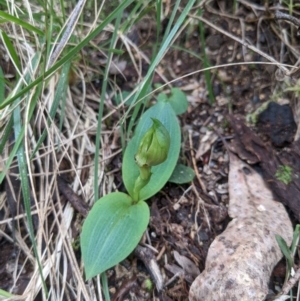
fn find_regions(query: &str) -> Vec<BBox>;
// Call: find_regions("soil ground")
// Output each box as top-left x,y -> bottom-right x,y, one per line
1,1 -> 300,300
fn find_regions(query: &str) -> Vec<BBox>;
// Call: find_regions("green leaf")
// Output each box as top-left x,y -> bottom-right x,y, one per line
122,101 -> 181,201
291,224 -> 300,255
168,164 -> 195,184
0,11 -> 44,36
114,91 -> 135,105
157,92 -> 168,103
275,165 -> 292,185
0,288 -> 14,298
157,88 -> 188,115
276,234 -> 293,271
81,193 -> 149,279
168,88 -> 188,115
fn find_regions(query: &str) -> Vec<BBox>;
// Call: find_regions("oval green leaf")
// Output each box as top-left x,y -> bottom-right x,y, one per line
157,88 -> 188,115
168,163 -> 195,184
81,192 -> 149,279
122,101 -> 181,201
168,88 -> 188,115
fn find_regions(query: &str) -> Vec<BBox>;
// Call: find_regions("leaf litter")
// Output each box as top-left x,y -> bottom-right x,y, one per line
228,115 -> 300,221
2,1 -> 300,300
189,152 -> 293,301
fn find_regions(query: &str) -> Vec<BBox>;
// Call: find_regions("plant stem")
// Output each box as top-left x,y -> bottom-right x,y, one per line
132,167 -> 151,202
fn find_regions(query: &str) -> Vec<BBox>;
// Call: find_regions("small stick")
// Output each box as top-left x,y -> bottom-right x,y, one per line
188,131 -> 207,193
134,245 -> 164,291
277,265 -> 300,297
274,11 -> 300,35
57,175 -> 90,217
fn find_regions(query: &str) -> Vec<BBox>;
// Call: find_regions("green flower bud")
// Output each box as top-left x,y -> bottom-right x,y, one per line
135,118 -> 170,167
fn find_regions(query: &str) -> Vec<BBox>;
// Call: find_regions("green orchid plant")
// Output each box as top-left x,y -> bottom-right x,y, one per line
133,118 -> 170,202
80,88 -> 194,279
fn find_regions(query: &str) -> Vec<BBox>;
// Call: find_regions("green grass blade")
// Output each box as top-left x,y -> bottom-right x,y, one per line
198,9 -> 214,104
0,114 -> 13,155
0,126 -> 24,185
125,0 -> 196,135
276,234 -> 293,271
94,3 -> 125,203
0,81 -> 42,185
0,30 -> 21,77
291,224 -> 300,255
0,54 -> 42,185
0,288 -> 14,297
171,44 -> 204,61
58,81 -> 69,132
121,1 -> 152,32
152,0 -> 196,70
44,0 -> 54,70
101,272 -> 111,301
0,0 -> 135,110
0,67 -> 4,99
59,0 -> 66,21
126,77 -> 152,136
155,0 -> 162,48
0,11 -> 44,36
162,0 -> 180,40
13,104 -> 48,297
31,62 -> 71,158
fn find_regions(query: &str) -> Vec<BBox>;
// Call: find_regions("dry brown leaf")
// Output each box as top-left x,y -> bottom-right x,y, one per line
189,153 -> 293,301
174,251 -> 200,278
196,130 -> 218,160
227,115 -> 300,221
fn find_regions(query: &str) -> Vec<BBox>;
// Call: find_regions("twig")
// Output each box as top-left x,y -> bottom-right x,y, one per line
188,130 -> 206,193
277,266 -> 300,297
57,175 -> 90,217
275,11 -> 300,27
274,11 -> 300,36
134,245 -> 164,291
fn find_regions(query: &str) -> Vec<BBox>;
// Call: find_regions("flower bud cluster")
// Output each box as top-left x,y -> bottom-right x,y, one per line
133,118 -> 170,202
135,118 -> 170,168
